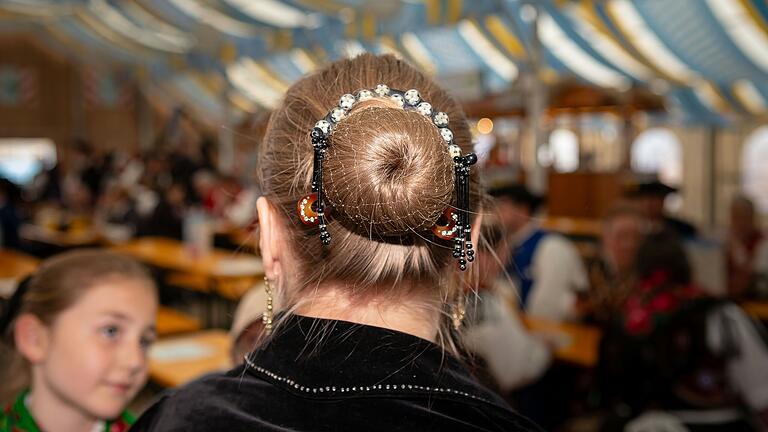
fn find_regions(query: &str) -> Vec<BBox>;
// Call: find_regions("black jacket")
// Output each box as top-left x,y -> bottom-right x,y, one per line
133,315 -> 542,431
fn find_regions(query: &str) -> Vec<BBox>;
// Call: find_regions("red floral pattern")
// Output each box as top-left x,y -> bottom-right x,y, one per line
623,270 -> 705,336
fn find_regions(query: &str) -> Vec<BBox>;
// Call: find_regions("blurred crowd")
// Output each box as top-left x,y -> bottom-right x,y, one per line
0,135 -> 258,253
462,182 -> 768,431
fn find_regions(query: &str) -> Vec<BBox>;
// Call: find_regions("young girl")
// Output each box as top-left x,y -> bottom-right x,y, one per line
0,249 -> 158,432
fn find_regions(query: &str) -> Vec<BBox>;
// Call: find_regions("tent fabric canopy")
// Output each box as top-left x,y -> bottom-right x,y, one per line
1,0 -> 766,124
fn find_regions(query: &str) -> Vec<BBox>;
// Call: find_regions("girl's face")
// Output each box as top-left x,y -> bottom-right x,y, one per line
37,278 -> 157,419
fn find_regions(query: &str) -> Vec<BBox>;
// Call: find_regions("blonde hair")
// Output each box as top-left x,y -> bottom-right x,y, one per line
0,249 -> 155,404
258,54 -> 482,338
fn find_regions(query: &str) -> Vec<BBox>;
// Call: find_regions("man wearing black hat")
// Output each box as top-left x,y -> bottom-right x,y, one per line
490,184 -> 588,321
630,180 -> 698,240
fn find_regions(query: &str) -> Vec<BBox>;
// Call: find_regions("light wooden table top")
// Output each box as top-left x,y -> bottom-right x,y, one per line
521,315 -> 602,368
156,306 -> 201,337
541,217 -> 602,238
20,224 -> 100,247
111,237 -> 263,278
742,301 -> 768,321
0,249 -> 39,280
149,330 -> 232,388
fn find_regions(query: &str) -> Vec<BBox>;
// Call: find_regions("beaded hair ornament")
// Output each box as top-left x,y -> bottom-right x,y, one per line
296,84 -> 477,271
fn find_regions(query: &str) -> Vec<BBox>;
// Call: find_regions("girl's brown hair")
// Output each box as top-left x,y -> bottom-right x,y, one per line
259,54 -> 482,319
0,249 -> 155,404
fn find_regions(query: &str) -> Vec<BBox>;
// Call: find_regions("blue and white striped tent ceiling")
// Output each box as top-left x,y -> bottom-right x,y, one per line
1,0 -> 767,125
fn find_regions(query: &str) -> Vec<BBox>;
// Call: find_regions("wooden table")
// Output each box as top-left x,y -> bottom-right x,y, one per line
0,249 -> 39,280
148,330 -> 232,387
522,315 -> 602,368
742,301 -> 768,321
111,237 -> 263,279
0,249 -> 40,299
541,217 -> 602,239
156,306 -> 202,337
20,224 -> 100,248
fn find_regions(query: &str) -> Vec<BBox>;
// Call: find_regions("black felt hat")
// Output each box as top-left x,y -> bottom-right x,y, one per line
627,180 -> 679,197
489,184 -> 545,211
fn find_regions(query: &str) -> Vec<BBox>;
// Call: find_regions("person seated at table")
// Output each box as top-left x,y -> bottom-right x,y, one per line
0,250 -> 158,432
94,185 -> 140,239
136,183 -> 187,240
462,208 -> 552,393
597,232 -> 768,432
583,204 -> 646,325
726,195 -> 765,299
229,280 -> 272,365
219,175 -> 260,230
629,179 -> 698,240
490,184 -> 588,321
131,53 -> 542,431
0,178 -> 22,250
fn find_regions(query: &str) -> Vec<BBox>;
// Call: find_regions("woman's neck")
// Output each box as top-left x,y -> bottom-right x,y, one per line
28,378 -> 99,432
294,284 -> 441,342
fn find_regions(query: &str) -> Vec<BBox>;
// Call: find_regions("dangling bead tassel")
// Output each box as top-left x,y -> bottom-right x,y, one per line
316,149 -> 331,246
452,156 -> 464,266
463,153 -> 477,263
311,127 -> 331,246
452,153 -> 477,271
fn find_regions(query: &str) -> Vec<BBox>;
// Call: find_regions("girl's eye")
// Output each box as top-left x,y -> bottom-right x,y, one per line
140,335 -> 156,350
101,325 -> 120,339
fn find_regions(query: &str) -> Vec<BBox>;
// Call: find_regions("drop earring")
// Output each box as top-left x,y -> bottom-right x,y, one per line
263,276 -> 274,335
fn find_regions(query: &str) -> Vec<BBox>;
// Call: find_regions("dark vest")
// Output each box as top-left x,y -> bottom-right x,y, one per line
506,229 -> 548,309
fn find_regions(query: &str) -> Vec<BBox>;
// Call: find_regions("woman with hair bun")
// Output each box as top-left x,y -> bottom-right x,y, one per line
133,54 -> 542,431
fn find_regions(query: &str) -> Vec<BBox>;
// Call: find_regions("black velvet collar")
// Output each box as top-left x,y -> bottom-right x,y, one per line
244,314 -> 506,407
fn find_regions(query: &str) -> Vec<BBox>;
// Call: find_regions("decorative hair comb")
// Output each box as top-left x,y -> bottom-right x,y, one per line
297,84 -> 477,271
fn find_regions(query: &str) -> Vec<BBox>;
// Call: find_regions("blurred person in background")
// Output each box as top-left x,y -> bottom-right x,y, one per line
136,183 -> 186,240
630,180 -> 698,240
727,195 -> 765,299
598,232 -> 768,432
491,184 -> 588,321
462,207 -> 552,393
0,178 -> 22,250
583,204 -> 646,326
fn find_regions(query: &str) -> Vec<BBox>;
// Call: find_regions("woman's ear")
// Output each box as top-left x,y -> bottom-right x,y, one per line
14,314 -> 50,364
256,196 -> 284,280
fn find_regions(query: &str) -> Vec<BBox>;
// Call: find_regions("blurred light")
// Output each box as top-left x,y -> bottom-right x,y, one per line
631,128 -> 682,186
521,4 -> 538,23
477,117 -> 494,134
741,126 -> 768,213
0,138 -> 57,185
549,128 -> 579,172
473,134 -> 496,165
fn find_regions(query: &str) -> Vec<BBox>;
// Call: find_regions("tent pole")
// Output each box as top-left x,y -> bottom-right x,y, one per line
527,4 -> 547,195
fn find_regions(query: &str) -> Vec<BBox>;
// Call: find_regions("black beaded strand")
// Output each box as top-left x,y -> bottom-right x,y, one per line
463,153 -> 477,263
311,127 -> 331,246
